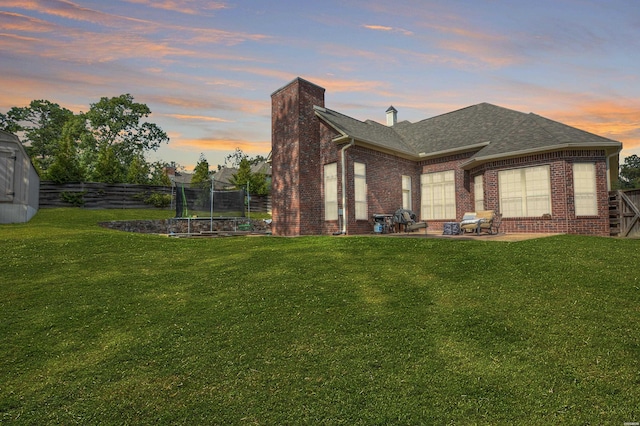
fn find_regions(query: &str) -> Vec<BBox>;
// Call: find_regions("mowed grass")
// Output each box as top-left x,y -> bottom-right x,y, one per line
1,209 -> 639,424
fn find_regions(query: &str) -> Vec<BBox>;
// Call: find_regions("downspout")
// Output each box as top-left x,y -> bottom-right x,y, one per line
564,160 -> 569,234
340,138 -> 355,234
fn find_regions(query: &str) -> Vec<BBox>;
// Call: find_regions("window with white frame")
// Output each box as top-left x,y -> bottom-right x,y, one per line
498,165 -> 551,217
324,163 -> 338,221
474,175 -> 484,211
354,162 -> 367,220
0,149 -> 16,202
402,175 -> 412,210
573,163 -> 597,216
421,170 -> 456,220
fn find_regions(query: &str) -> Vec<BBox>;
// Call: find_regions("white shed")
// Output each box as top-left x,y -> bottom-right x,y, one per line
0,130 -> 40,223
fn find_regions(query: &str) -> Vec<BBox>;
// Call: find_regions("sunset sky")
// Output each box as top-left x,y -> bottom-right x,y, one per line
1,0 -> 639,171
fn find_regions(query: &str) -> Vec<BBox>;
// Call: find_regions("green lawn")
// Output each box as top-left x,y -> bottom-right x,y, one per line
2,208 -> 639,424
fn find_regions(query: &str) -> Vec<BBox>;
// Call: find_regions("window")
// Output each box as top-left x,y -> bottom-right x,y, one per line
498,165 -> 550,217
474,175 -> 484,211
354,162 -> 367,220
421,170 -> 456,220
574,163 -> 597,216
402,175 -> 412,210
0,149 -> 16,202
324,163 -> 338,221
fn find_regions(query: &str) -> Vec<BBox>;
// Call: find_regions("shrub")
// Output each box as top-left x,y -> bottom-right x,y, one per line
144,191 -> 171,208
60,191 -> 87,207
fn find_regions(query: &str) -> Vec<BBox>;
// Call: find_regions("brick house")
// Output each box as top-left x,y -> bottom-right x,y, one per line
271,77 -> 622,236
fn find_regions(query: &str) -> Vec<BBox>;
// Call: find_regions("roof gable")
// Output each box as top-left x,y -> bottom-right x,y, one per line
314,106 -> 416,156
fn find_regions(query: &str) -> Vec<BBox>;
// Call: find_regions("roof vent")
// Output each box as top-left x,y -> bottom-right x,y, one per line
386,105 -> 397,126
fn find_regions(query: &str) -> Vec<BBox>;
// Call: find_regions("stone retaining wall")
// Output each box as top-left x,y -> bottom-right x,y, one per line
99,218 -> 271,235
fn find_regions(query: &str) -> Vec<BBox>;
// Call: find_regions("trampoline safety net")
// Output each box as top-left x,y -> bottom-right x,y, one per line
174,184 -> 245,217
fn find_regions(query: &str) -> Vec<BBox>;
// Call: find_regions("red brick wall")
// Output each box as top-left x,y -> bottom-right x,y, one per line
344,147 -> 420,234
471,150 -> 610,236
271,79 -> 612,237
271,78 -> 325,236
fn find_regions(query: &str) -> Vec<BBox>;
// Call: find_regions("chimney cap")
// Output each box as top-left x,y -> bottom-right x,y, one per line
386,105 -> 398,126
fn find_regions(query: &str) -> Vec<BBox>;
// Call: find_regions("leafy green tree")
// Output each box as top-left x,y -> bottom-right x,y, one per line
126,155 -> 151,184
224,147 -> 267,168
149,161 -> 172,186
229,157 -> 268,195
619,154 -> 640,189
0,112 -> 18,133
82,94 -> 168,180
224,147 -> 247,168
45,117 -> 86,183
0,100 -> 73,174
92,146 -> 123,183
191,154 -> 211,189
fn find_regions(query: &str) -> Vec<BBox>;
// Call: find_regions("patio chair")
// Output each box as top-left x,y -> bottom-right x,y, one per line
460,210 -> 495,235
401,210 -> 428,233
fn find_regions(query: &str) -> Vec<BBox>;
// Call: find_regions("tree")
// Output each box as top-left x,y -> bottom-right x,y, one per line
191,153 -> 211,189
82,94 -> 169,181
224,147 -> 247,168
229,157 -> 269,195
0,100 -> 74,174
126,154 -> 151,184
92,146 -> 123,183
619,154 -> 640,188
224,147 -> 266,168
45,116 -> 86,183
148,161 -> 172,186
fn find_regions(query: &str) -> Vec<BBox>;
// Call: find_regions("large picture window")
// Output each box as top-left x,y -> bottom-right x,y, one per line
354,162 -> 367,220
421,170 -> 456,220
324,163 -> 338,221
402,175 -> 412,210
573,163 -> 597,216
498,165 -> 551,217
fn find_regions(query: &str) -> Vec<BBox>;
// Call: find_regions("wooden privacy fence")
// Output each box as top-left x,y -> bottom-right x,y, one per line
609,189 -> 640,238
39,182 -> 271,213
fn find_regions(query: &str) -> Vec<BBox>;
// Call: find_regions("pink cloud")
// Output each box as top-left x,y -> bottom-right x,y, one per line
171,137 -> 270,154
3,0 -> 269,47
362,24 -> 413,36
122,0 -> 228,15
163,113 -> 233,123
550,102 -> 640,150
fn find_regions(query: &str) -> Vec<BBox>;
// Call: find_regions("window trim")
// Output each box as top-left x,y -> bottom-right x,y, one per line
573,163 -> 597,216
402,175 -> 412,211
420,170 -> 456,220
354,162 -> 367,220
498,165 -> 551,218
324,163 -> 338,221
474,174 -> 484,212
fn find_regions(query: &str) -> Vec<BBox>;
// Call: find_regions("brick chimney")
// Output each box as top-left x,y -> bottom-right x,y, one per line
271,77 -> 325,236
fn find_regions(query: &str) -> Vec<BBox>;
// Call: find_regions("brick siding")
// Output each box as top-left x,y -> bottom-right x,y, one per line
271,79 -> 612,237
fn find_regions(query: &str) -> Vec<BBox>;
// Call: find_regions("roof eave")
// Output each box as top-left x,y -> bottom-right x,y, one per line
418,141 -> 491,160
353,139 -> 419,160
331,135 -> 418,160
460,142 -> 623,170
314,107 -> 351,140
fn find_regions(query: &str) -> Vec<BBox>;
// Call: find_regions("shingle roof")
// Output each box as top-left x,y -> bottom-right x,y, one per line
314,102 -> 621,166
213,166 -> 237,190
313,106 -> 416,156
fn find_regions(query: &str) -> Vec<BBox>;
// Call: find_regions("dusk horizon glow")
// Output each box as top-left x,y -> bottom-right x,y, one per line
2,0 -> 639,171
